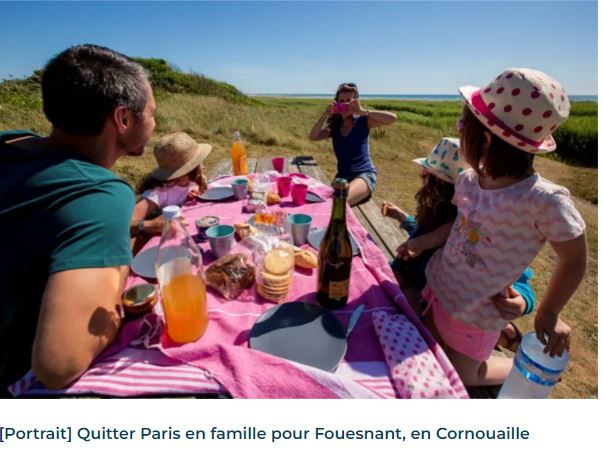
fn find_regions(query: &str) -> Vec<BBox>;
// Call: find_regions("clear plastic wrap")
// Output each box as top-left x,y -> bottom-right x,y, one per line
206,253 -> 255,300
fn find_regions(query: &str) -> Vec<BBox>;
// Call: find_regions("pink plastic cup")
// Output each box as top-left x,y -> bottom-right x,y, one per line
272,157 -> 285,173
276,176 -> 292,197
291,183 -> 308,206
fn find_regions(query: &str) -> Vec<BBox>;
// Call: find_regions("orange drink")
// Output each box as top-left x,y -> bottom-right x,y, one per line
231,131 -> 248,175
161,273 -> 208,344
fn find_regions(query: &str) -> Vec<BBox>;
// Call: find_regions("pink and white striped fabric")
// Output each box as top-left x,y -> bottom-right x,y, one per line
11,174 -> 466,399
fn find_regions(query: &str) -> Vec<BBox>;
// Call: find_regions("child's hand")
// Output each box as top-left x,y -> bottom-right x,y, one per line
491,286 -> 527,320
382,201 -> 408,222
187,188 -> 200,201
396,239 -> 423,260
199,173 -> 208,193
534,309 -> 571,357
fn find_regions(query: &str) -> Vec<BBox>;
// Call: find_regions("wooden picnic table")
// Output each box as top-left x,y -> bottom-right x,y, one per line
208,155 -> 503,399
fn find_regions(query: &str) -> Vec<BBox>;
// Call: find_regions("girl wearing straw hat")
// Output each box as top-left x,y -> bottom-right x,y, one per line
131,132 -> 212,238
382,138 -> 534,353
420,69 -> 586,387
309,83 -> 397,206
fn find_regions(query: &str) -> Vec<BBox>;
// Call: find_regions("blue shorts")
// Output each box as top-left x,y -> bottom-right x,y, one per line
354,171 -> 377,193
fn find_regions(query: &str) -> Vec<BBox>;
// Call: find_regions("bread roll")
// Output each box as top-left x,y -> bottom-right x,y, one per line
294,248 -> 318,269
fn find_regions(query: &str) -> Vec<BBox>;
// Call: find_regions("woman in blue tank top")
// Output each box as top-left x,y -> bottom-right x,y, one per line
309,83 -> 397,205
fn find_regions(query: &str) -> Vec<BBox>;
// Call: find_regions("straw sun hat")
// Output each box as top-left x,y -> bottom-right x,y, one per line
459,68 -> 570,154
151,132 -> 212,181
413,137 -> 468,184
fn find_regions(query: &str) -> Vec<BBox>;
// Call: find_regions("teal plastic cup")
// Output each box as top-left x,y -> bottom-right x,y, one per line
287,213 -> 312,246
206,224 -> 235,258
231,178 -> 249,200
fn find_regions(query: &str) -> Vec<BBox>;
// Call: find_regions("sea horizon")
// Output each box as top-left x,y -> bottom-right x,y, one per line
252,93 -> 598,102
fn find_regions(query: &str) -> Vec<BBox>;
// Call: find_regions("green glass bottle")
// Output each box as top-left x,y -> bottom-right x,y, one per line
316,178 -> 353,309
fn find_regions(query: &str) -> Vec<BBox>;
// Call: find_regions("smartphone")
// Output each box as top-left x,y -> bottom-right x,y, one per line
331,102 -> 349,113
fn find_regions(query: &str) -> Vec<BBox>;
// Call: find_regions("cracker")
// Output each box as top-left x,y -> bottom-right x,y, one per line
263,248 -> 293,275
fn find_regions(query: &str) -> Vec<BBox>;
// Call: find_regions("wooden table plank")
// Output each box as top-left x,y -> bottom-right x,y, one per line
254,156 -> 274,174
290,156 -> 397,258
255,156 -> 298,175
207,158 -> 257,180
207,159 -> 232,179
355,201 -> 406,259
350,205 -> 393,259
283,157 -> 297,174
246,158 -> 258,175
295,160 -> 330,185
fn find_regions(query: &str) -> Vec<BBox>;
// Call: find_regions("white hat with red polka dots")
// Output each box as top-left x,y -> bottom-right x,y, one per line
459,68 -> 570,153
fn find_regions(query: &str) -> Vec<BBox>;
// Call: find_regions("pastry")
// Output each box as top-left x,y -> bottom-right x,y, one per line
266,191 -> 281,205
234,222 -> 258,240
293,248 -> 318,269
206,253 -> 255,300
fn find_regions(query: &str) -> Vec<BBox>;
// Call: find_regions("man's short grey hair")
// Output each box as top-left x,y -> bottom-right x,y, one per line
42,44 -> 150,135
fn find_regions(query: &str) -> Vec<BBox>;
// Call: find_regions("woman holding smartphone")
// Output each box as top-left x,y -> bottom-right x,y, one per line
309,83 -> 397,205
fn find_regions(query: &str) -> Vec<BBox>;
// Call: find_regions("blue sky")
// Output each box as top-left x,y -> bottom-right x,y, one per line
0,1 -> 597,95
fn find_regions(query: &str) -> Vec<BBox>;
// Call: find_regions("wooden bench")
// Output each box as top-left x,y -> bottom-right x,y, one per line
208,155 -> 503,399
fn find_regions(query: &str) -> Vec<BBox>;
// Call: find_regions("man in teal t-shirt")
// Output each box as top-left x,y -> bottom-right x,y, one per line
0,45 -> 156,396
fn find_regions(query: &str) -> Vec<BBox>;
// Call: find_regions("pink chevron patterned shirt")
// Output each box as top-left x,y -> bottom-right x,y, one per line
425,170 -> 585,331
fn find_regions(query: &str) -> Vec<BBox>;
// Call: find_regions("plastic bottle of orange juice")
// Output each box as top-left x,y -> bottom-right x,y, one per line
231,131 -> 248,175
155,206 -> 208,344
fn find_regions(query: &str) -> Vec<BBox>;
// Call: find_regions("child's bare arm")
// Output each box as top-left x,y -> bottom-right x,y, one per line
396,222 -> 453,259
535,233 -> 587,356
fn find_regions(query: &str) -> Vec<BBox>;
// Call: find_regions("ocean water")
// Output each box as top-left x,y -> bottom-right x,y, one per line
255,93 -> 598,102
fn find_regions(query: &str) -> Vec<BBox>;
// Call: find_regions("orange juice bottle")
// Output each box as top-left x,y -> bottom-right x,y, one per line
155,206 -> 209,344
231,131 -> 248,175
161,273 -> 208,343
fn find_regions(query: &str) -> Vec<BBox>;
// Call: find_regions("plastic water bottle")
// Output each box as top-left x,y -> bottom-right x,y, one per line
497,331 -> 569,399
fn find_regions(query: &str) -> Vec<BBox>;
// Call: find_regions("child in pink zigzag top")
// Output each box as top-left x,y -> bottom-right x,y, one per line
420,68 -> 587,387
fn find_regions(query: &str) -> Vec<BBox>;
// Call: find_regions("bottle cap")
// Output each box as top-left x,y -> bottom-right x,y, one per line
333,178 -> 349,190
162,205 -> 181,221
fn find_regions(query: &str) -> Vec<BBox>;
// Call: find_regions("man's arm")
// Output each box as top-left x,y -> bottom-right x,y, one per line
31,266 -> 127,389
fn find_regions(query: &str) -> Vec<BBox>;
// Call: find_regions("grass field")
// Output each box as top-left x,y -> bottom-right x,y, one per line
0,89 -> 597,398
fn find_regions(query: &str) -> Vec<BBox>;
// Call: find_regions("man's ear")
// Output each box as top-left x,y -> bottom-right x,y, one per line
113,106 -> 130,133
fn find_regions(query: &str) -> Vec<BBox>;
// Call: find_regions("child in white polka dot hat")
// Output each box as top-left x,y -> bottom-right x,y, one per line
382,137 -> 535,354
420,69 -> 587,387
